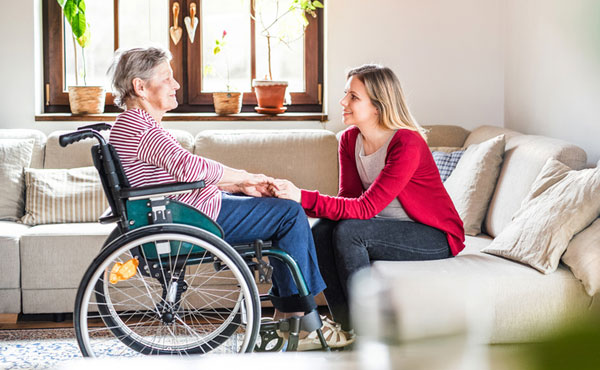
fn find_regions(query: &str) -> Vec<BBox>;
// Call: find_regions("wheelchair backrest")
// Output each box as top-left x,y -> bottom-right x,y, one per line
91,142 -> 131,223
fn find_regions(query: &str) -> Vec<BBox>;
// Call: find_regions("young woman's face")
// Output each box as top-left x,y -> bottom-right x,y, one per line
339,76 -> 378,127
143,61 -> 180,112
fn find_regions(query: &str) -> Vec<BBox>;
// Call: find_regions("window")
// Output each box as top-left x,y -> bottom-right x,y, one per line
43,0 -> 324,114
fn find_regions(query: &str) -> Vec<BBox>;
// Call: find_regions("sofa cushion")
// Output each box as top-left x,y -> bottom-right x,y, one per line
444,135 -> 505,235
0,139 -> 35,221
21,167 -> 108,225
44,129 -> 195,169
482,159 -> 600,274
482,132 -> 587,237
20,223 -> 115,290
195,129 -> 339,196
370,235 -> 591,343
0,129 -> 46,169
432,149 -> 465,182
0,221 -> 30,289
563,218 -> 600,297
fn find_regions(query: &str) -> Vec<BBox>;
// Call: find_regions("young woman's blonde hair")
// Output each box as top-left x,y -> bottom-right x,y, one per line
347,64 -> 427,140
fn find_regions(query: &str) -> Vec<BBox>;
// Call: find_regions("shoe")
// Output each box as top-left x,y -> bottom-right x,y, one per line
297,319 -> 356,351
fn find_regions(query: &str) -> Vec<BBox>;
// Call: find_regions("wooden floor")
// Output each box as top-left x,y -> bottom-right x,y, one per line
0,313 -> 75,330
0,306 -> 309,331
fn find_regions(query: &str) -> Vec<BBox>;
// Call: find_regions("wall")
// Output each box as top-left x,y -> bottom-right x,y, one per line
505,0 -> 600,165
0,0 -> 504,137
326,0 -> 504,133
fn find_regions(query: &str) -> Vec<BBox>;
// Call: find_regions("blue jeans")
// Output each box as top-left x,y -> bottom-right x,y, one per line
216,192 -> 326,299
312,218 -> 453,330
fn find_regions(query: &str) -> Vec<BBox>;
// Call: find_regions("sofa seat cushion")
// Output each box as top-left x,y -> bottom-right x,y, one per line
0,221 -> 30,289
370,235 -> 591,343
20,223 -> 115,290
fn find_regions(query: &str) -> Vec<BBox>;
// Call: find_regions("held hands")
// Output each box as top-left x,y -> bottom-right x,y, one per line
218,168 -> 274,197
269,179 -> 301,203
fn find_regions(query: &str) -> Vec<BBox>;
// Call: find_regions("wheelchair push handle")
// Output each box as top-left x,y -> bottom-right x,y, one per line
59,129 -> 107,147
77,122 -> 112,132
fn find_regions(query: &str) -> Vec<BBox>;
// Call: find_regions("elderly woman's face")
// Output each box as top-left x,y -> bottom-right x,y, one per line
143,61 -> 180,112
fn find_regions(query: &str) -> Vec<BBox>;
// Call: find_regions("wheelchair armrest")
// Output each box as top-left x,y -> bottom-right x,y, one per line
120,181 -> 206,200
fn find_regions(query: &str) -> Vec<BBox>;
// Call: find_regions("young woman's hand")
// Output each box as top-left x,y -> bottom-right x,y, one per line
270,179 -> 301,203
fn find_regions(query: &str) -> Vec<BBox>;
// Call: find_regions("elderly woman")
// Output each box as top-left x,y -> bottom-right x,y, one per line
106,46 -> 329,334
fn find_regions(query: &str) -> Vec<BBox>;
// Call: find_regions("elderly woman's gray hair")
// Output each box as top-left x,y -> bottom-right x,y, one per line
107,47 -> 172,109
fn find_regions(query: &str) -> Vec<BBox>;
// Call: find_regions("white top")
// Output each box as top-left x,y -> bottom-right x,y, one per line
355,133 -> 413,221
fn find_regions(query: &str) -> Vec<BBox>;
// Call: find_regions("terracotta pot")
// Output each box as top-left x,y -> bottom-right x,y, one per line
252,80 -> 288,111
68,86 -> 105,114
212,92 -> 243,115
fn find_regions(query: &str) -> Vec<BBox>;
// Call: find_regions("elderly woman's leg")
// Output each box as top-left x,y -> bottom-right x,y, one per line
216,193 -> 326,302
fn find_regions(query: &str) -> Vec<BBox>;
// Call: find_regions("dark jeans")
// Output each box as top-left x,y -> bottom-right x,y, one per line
312,218 -> 453,330
217,193 -> 326,298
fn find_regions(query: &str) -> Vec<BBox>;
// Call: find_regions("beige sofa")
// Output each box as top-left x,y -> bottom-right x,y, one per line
0,125 -> 595,345
353,125 -> 597,344
0,128 -> 338,316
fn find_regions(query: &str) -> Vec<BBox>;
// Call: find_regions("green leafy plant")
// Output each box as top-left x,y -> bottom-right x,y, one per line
57,0 -> 90,85
253,0 -> 323,80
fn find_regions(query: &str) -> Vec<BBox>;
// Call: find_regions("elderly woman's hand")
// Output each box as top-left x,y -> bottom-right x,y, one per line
238,173 -> 274,197
270,179 -> 301,203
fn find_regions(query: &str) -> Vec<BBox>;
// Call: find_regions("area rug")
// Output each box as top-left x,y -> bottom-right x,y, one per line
0,328 -> 247,369
0,329 -> 83,370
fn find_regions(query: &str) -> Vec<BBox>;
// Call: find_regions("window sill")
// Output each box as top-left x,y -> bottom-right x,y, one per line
35,112 -> 328,122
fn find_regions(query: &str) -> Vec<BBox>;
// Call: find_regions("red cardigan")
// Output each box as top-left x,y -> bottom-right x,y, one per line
301,126 -> 465,256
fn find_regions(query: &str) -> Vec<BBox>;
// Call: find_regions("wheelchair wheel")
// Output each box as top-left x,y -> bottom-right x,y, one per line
74,224 -> 260,357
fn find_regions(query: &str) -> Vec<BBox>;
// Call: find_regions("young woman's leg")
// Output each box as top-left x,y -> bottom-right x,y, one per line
311,219 -> 351,329
331,218 -> 453,330
216,193 -> 326,300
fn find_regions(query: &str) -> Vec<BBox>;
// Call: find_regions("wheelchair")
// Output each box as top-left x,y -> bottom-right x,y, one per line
59,124 -> 329,357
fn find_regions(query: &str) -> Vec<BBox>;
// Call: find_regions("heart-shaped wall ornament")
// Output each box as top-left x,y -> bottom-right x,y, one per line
184,3 -> 198,43
169,2 -> 182,45
184,17 -> 198,43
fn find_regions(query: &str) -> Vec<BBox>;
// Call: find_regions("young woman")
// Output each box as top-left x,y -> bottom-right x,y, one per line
272,64 -> 465,331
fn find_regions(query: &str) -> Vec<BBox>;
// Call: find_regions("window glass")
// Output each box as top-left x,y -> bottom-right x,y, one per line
201,0 -> 252,92
119,0 -> 169,50
254,0 -> 305,91
63,0 -> 115,89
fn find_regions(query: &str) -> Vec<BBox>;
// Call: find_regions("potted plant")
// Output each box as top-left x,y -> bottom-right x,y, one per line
210,30 -> 243,115
57,0 -> 105,114
252,0 -> 323,114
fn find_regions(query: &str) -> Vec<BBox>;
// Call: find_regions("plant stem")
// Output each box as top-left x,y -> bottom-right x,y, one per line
267,35 -> 272,80
72,35 -> 79,86
82,47 -> 87,86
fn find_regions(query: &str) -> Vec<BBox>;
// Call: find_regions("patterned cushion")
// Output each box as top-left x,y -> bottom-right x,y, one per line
21,167 -> 109,225
432,150 -> 465,182
0,139 -> 35,220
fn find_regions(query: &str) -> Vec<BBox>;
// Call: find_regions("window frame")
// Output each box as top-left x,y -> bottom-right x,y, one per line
43,0 -> 324,114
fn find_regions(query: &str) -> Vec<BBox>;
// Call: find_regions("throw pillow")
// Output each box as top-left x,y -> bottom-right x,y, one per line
562,218 -> 600,296
0,139 -> 35,221
444,135 -> 505,235
432,150 -> 465,182
21,166 -> 109,225
482,159 -> 600,274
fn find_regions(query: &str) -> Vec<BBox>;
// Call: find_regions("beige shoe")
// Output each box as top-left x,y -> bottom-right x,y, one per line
297,319 -> 355,351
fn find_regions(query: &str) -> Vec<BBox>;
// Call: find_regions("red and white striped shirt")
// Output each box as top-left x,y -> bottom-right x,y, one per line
109,108 -> 224,220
